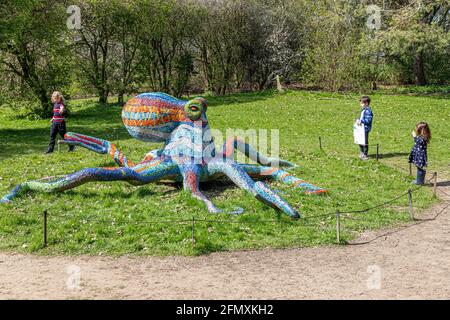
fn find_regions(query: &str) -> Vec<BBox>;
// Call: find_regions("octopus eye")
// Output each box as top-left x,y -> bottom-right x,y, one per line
190,105 -> 199,111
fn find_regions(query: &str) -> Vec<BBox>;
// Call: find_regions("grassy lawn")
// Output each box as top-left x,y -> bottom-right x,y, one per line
0,90 -> 448,256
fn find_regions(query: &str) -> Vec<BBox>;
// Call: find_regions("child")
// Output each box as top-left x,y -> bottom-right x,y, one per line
409,122 -> 431,185
356,96 -> 373,160
45,91 -> 74,154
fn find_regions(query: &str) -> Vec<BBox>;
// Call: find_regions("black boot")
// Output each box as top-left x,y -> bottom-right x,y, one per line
45,148 -> 54,154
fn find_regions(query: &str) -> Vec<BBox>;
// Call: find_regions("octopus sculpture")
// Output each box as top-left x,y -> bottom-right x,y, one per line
1,93 -> 327,218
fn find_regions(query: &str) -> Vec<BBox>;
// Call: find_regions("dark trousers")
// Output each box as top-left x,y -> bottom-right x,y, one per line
359,131 -> 369,156
48,121 -> 73,152
416,167 -> 426,185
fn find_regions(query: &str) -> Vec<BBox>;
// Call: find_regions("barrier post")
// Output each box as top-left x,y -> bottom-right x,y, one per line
433,172 -> 438,198
409,163 -> 412,176
336,210 -> 341,244
407,189 -> 414,221
57,140 -> 60,153
376,144 -> 379,161
191,217 -> 195,246
319,137 -> 322,152
43,210 -> 48,247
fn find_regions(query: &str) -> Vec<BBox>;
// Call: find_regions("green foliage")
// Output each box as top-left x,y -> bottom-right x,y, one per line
301,1 -> 368,91
0,0 -> 72,117
368,1 -> 450,86
0,0 -> 449,115
137,0 -> 201,97
0,91 -> 447,255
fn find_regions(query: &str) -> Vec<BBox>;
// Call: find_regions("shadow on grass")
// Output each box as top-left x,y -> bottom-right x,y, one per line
369,152 -> 410,159
68,101 -> 123,123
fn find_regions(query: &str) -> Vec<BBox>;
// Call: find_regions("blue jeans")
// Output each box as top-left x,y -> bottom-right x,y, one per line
359,131 -> 369,156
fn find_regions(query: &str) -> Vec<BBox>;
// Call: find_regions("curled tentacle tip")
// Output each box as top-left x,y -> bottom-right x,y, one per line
0,198 -> 12,204
288,208 -> 301,219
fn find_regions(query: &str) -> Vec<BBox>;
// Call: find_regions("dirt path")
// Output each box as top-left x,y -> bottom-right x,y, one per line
1,184 -> 449,300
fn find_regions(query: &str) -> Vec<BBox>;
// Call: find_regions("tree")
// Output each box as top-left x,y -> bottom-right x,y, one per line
138,0 -> 198,97
110,0 -> 146,104
301,0 -> 367,91
0,0 -> 70,116
252,0 -> 306,89
384,0 -> 450,85
70,0 -> 117,103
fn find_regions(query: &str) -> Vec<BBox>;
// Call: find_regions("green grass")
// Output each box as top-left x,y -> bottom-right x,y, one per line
0,90 -> 448,256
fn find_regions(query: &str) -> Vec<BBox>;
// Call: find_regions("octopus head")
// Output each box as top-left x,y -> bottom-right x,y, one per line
122,92 -> 210,143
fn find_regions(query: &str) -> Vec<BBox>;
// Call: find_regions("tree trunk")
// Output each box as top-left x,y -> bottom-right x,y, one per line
35,88 -> 52,117
414,51 -> 427,86
16,47 -> 52,116
98,89 -> 108,104
118,92 -> 124,105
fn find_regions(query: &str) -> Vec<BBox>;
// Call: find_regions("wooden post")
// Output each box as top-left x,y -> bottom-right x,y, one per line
319,137 -> 322,152
57,140 -> 60,153
43,210 -> 48,247
336,211 -> 341,244
409,163 -> 412,177
433,172 -> 438,197
191,217 -> 195,246
376,144 -> 379,161
408,189 -> 414,221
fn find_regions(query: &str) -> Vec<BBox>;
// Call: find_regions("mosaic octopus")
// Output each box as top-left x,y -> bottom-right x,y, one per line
1,93 -> 327,218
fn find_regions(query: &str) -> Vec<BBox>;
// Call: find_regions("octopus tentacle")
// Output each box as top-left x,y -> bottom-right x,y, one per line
62,132 -> 162,166
239,164 -> 327,195
1,160 -> 178,203
220,136 -> 296,168
61,132 -> 136,167
206,160 -> 300,219
180,164 -> 243,215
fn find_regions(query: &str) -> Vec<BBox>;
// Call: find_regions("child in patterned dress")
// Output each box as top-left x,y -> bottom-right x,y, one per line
409,122 -> 431,185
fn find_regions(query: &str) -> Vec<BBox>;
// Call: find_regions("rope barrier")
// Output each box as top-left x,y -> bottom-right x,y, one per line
2,138 -> 447,249
339,191 -> 410,215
